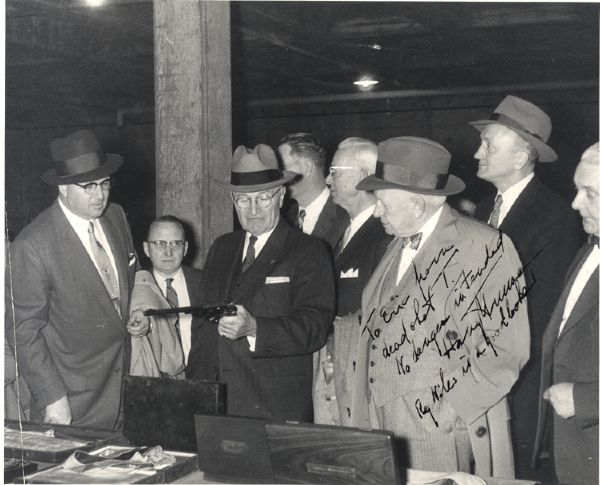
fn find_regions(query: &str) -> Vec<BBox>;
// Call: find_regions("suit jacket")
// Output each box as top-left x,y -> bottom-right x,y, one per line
283,195 -> 349,250
335,215 -> 392,316
533,244 -> 599,485
351,205 -> 530,476
187,219 -> 335,422
7,200 -> 137,429
475,176 -> 581,464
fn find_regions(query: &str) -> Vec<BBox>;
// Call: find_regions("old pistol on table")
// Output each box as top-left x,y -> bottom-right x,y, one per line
143,304 -> 237,323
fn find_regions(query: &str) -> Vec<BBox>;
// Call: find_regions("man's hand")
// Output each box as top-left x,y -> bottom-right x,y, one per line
543,382 -> 575,419
44,395 -> 72,425
127,308 -> 150,337
218,305 -> 257,340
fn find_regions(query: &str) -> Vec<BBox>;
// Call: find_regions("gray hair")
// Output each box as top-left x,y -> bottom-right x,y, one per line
337,137 -> 378,174
580,142 -> 600,166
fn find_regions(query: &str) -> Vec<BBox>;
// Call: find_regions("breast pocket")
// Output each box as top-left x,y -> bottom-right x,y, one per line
253,279 -> 292,316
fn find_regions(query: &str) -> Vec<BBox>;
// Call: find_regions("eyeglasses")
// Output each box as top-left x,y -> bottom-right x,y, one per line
147,240 -> 186,250
74,178 -> 113,195
232,188 -> 282,210
328,166 -> 359,177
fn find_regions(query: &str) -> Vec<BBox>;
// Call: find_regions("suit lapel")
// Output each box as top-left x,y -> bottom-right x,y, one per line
99,209 -> 129,319
313,195 -> 335,238
233,220 -> 289,302
499,177 -> 539,234
50,202 -> 122,324
336,216 -> 374,265
558,249 -> 598,340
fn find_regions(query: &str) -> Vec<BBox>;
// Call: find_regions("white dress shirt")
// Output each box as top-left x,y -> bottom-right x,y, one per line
396,205 -> 444,285
154,267 -> 192,364
558,246 -> 599,336
58,197 -> 119,290
299,187 -> 330,235
339,205 -> 374,253
242,225 -> 277,351
491,172 -> 535,227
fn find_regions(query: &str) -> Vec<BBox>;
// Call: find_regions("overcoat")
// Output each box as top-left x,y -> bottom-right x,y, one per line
351,205 -> 530,477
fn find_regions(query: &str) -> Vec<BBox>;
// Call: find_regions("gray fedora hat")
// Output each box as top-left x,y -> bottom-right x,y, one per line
216,144 -> 297,193
469,95 -> 557,163
357,136 -> 465,195
42,129 -> 123,185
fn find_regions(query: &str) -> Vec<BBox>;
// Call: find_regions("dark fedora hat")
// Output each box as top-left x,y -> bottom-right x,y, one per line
42,129 -> 123,185
216,144 -> 298,193
357,136 -> 465,196
469,95 -> 557,163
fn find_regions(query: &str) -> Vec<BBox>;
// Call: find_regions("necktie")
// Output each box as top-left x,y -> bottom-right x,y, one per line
401,232 -> 423,250
588,234 -> 599,247
88,221 -> 121,317
334,224 -> 352,258
242,236 -> 258,273
297,208 -> 306,231
488,194 -> 503,229
165,278 -> 181,340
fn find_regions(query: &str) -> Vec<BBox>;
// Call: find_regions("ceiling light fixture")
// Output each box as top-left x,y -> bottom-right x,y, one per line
369,43 -> 382,51
353,78 -> 379,90
84,0 -> 105,7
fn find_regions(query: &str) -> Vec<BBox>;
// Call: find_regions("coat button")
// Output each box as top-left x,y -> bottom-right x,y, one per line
446,330 -> 459,341
369,377 -> 375,383
369,361 -> 375,367
475,426 -> 487,437
357,314 -> 362,324
371,344 -> 377,351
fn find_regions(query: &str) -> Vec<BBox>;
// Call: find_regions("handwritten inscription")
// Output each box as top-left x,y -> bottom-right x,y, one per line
361,232 -> 538,427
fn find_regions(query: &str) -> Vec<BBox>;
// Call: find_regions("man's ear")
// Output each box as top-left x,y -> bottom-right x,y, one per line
143,242 -> 150,258
278,187 -> 286,208
57,185 -> 68,198
183,241 -> 189,257
412,196 -> 426,218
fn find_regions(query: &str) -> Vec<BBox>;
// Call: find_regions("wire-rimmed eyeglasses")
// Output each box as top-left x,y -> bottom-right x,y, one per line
74,178 -> 114,195
147,240 -> 186,250
328,166 -> 360,177
232,188 -> 282,210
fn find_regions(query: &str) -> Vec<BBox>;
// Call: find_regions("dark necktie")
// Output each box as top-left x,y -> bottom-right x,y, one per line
588,234 -> 599,247
242,236 -> 258,273
165,278 -> 181,340
488,194 -> 503,229
401,232 -> 423,250
88,221 -> 121,317
297,209 -> 306,231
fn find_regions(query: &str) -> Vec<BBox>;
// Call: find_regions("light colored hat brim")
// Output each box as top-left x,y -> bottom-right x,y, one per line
41,154 -> 123,185
356,173 -> 465,196
215,170 -> 298,193
469,120 -> 558,163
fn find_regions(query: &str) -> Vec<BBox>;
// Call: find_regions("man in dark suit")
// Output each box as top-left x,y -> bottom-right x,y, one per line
278,132 -> 348,249
313,137 -> 392,425
351,136 -> 530,477
7,129 -> 148,430
533,142 -> 599,485
470,96 -> 581,478
143,215 -> 203,368
186,144 -> 335,422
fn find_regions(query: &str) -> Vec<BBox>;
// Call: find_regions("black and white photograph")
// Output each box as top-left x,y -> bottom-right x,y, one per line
4,2 -> 599,484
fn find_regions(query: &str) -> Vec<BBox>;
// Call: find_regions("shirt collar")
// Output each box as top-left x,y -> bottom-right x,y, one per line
303,186 -> 330,214
349,205 -> 375,234
153,266 -> 184,284
497,172 -> 534,210
58,196 -> 96,228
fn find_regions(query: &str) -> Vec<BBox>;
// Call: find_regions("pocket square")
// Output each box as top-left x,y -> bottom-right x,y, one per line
128,253 -> 137,266
265,276 -> 290,284
340,268 -> 359,278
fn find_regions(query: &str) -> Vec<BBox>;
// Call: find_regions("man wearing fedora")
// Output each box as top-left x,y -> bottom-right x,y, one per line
186,144 -> 334,422
470,95 -> 581,478
350,137 -> 530,478
7,129 -> 148,430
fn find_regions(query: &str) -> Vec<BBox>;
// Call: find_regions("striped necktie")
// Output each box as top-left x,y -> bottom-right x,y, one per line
488,194 -> 503,229
88,221 -> 121,317
166,278 -> 181,340
242,236 -> 258,273
297,209 -> 306,231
